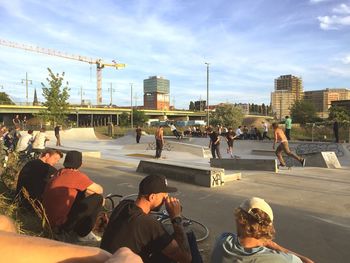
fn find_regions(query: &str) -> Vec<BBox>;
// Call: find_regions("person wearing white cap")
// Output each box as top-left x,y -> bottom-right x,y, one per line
210,197 -> 314,263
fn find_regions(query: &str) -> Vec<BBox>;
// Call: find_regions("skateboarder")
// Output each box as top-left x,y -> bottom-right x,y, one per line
225,128 -> 238,158
272,123 -> 305,168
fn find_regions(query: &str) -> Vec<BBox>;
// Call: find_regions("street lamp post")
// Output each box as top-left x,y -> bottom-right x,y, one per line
205,62 -> 210,126
108,83 -> 115,106
21,72 -> 32,105
130,83 -> 133,129
75,109 -> 79,127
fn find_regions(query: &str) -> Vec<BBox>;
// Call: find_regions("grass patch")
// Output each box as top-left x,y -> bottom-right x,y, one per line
0,152 -> 51,238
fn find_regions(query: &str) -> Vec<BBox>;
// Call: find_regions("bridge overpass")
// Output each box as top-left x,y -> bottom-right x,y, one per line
0,104 -> 206,126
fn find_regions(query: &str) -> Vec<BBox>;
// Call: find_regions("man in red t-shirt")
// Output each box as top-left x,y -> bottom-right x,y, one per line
43,150 -> 104,242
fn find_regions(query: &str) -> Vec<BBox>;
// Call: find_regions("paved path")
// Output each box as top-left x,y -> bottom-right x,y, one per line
75,156 -> 350,263
50,130 -> 350,263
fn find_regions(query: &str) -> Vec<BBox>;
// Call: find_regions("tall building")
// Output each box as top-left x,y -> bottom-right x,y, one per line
304,88 -> 350,118
271,75 -> 303,120
143,76 -> 170,110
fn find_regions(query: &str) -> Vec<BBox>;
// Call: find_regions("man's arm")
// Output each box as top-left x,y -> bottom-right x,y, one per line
0,230 -> 111,263
162,197 -> 192,263
86,183 -> 104,195
264,240 -> 314,263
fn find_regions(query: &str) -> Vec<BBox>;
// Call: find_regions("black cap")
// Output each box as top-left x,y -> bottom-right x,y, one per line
139,174 -> 177,195
63,151 -> 82,169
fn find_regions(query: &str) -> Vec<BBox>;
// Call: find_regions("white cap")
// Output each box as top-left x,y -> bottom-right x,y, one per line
240,197 -> 274,222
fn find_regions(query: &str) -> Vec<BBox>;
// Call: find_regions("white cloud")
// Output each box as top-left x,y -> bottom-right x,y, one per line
318,15 -> 350,30
309,0 -> 328,4
333,3 -> 350,14
341,55 -> 350,64
0,0 -> 32,21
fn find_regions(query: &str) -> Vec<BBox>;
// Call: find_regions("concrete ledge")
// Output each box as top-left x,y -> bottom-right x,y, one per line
210,158 -> 278,172
136,160 -> 226,187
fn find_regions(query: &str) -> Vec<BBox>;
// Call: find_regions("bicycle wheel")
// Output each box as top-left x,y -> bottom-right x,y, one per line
161,217 -> 209,242
104,194 -> 123,212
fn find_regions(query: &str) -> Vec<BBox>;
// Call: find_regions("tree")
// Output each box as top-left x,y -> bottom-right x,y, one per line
119,112 -> 130,127
132,109 -> 149,126
0,92 -> 15,105
290,100 -> 320,124
189,101 -> 195,111
262,103 -> 266,115
39,68 -> 70,125
210,103 -> 244,128
328,106 -> 350,122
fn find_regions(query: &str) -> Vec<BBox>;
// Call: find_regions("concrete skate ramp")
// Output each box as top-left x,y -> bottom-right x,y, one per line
137,160 -> 241,187
45,128 -> 98,141
211,158 -> 278,172
124,141 -> 211,158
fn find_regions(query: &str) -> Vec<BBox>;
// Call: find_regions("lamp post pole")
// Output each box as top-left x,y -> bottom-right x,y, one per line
21,72 -> 32,105
205,62 -> 210,126
130,83 -> 133,129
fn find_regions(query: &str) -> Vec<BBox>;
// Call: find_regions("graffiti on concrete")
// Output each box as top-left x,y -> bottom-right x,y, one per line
146,142 -> 174,151
295,143 -> 344,157
211,172 -> 224,187
282,142 -> 345,167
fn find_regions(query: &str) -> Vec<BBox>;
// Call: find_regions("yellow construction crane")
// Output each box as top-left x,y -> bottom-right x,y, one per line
0,38 -> 125,105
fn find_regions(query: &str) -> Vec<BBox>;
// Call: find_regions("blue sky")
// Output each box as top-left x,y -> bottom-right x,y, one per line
0,0 -> 349,109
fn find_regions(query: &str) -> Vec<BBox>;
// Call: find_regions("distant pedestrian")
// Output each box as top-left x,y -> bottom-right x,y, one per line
333,120 -> 339,143
169,122 -> 181,139
235,126 -> 244,140
226,128 -> 238,158
12,114 -> 21,127
32,128 -> 50,154
135,126 -> 142,143
155,126 -> 164,159
22,115 -> 27,130
272,123 -> 305,167
285,116 -> 292,140
262,121 -> 271,140
208,128 -> 221,159
54,125 -> 61,146
16,129 -> 34,153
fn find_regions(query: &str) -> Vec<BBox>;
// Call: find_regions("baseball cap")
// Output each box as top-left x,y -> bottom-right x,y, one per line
139,174 -> 177,195
239,197 -> 274,222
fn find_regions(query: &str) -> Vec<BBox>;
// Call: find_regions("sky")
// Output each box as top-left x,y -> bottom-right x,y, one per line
0,0 -> 349,109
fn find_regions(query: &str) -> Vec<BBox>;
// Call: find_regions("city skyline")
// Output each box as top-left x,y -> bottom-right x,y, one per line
0,0 -> 349,109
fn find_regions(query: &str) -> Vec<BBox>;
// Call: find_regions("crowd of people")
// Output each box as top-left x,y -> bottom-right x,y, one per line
0,114 -> 316,262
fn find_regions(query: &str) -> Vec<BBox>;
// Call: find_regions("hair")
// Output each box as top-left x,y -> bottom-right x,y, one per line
27,130 -> 33,135
40,149 -> 63,158
272,123 -> 279,129
40,127 -> 46,132
235,207 -> 275,241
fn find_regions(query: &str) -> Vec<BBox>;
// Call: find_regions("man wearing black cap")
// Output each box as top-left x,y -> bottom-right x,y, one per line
100,174 -> 193,263
43,150 -> 104,242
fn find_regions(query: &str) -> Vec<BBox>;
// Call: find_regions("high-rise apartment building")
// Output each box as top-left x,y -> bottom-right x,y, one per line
304,88 -> 350,118
143,76 -> 170,110
271,75 -> 303,120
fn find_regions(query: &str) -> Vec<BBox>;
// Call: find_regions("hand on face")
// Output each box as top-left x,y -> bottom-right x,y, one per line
165,196 -> 182,219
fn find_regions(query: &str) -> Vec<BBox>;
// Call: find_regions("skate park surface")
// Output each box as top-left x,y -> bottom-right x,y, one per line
48,128 -> 350,263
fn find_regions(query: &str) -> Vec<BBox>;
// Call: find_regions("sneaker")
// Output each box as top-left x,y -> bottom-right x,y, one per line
78,231 -> 101,242
301,158 -> 306,167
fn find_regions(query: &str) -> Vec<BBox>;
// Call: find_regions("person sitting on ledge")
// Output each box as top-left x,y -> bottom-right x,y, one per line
43,150 -> 104,242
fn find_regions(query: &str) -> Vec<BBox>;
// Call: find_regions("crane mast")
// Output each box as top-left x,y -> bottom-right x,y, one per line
0,39 -> 125,105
